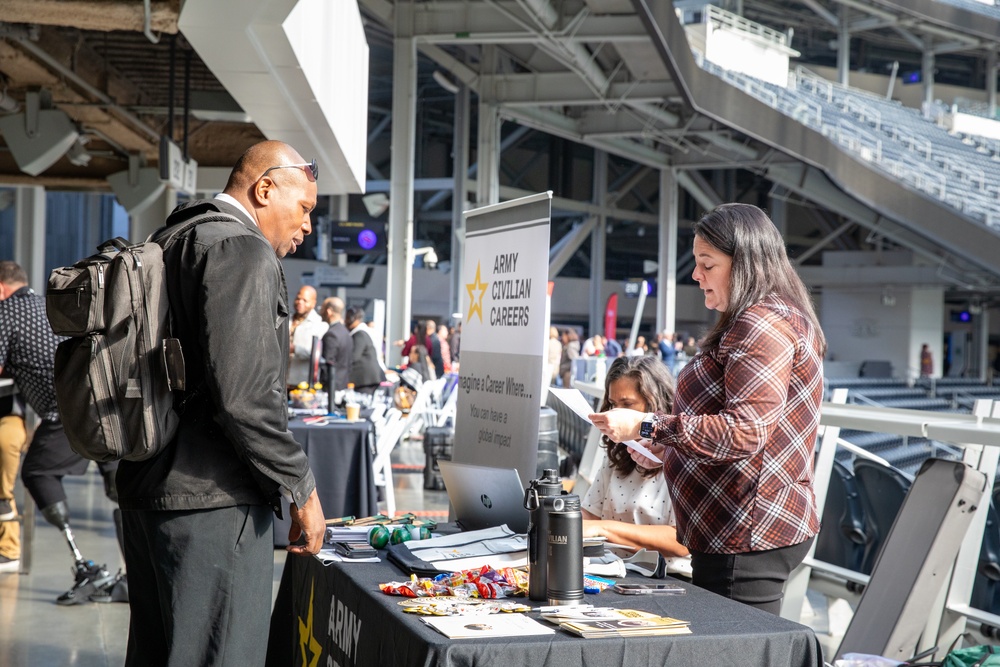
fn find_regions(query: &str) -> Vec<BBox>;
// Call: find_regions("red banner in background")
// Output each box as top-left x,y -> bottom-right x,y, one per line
604,293 -> 618,341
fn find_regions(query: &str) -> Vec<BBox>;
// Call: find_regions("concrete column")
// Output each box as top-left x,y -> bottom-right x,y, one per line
14,186 -> 46,291
449,79 -> 470,319
656,169 -> 678,337
922,49 -> 935,114
978,308 -> 990,382
385,3 -> 417,368
129,187 -> 177,242
988,51 -> 997,119
770,186 -> 788,237
476,46 -> 500,207
588,151 -> 607,339
837,5 -> 850,87
333,195 -> 349,303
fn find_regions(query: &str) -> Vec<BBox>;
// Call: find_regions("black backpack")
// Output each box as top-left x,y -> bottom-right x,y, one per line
45,214 -> 232,462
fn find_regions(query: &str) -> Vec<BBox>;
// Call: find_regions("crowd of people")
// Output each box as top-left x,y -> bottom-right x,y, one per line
287,289 -> 461,396
548,326 -> 699,387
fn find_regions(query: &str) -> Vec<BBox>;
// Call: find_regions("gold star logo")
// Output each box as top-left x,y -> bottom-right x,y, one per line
297,579 -> 322,667
466,261 -> 488,323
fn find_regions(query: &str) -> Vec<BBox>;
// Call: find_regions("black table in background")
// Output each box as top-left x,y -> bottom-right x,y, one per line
266,549 -> 824,667
273,418 -> 378,547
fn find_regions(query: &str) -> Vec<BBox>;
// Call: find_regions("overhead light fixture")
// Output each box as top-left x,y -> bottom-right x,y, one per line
362,192 -> 390,217
66,136 -> 92,167
432,70 -> 460,95
0,91 -> 79,176
412,245 -> 439,269
0,78 -> 18,113
107,154 -> 166,215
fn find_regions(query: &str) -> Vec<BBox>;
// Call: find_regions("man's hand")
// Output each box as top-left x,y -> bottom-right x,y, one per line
287,488 -> 325,556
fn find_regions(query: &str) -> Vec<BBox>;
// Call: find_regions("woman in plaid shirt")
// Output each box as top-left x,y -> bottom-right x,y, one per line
591,203 -> 826,614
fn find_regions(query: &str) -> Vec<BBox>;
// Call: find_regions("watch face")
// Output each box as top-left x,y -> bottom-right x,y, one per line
640,421 -> 654,439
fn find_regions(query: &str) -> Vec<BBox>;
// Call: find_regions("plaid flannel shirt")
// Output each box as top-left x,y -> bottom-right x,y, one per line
650,295 -> 823,553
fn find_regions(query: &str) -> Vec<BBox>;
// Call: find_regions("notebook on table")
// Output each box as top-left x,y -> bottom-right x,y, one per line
437,460 -> 530,534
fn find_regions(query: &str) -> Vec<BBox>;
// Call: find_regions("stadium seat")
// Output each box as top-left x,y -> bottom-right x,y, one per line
971,499 -> 1000,614
815,460 -> 869,573
853,459 -> 912,574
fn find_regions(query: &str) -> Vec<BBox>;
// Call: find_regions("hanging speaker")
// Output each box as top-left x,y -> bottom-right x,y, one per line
107,167 -> 166,215
0,109 -> 79,176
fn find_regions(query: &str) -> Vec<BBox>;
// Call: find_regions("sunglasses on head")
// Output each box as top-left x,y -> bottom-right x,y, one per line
258,159 -> 318,182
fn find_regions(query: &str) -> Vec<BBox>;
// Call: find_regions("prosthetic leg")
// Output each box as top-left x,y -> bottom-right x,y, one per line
40,500 -> 114,605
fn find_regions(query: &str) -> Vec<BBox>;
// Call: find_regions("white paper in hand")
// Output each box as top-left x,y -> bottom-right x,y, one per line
548,387 -> 599,422
622,440 -> 663,465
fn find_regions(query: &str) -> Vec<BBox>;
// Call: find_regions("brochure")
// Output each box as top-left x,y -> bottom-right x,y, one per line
421,614 -> 556,639
556,609 -> 690,638
406,526 -> 528,570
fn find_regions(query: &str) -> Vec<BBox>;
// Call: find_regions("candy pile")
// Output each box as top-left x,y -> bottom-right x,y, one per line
397,597 -> 531,616
379,567 -> 529,599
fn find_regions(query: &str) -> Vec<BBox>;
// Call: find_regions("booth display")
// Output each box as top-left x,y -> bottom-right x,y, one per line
266,551 -> 824,667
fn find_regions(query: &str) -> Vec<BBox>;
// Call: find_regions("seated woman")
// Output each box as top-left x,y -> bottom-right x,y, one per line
582,355 -> 690,575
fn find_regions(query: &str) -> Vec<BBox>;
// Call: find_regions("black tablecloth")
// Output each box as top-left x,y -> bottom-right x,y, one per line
266,550 -> 824,667
273,418 -> 378,547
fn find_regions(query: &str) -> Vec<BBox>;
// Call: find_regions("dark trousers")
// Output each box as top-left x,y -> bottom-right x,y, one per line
122,505 -> 274,667
21,420 -> 117,509
690,537 -> 814,615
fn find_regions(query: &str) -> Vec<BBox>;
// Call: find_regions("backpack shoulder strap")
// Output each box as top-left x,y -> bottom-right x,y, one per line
150,212 -> 243,249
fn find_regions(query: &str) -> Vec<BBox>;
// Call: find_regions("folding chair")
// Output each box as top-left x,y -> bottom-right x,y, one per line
371,408 -> 408,518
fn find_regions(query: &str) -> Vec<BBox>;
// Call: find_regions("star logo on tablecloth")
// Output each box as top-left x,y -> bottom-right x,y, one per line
466,261 -> 488,323
297,579 -> 322,667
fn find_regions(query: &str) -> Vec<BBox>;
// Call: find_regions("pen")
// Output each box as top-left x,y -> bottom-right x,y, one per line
324,516 -> 355,526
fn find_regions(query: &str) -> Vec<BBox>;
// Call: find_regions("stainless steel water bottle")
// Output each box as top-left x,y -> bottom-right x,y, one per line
523,468 -> 564,601
546,494 -> 584,606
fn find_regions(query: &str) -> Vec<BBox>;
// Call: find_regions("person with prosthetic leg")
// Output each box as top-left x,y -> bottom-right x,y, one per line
0,261 -> 124,604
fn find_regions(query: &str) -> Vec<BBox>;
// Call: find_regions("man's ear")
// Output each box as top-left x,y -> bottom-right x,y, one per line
251,177 -> 274,207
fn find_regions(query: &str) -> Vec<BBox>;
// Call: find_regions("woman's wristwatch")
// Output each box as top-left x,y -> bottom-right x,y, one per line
639,412 -> 656,439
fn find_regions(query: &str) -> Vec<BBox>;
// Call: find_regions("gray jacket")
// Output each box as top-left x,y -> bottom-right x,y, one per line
117,199 -> 316,513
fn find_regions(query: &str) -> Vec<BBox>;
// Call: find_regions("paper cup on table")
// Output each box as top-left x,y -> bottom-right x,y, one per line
345,402 -> 360,421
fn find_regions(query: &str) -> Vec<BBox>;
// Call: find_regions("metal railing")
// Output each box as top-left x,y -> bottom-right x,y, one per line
783,390 -> 1000,660
703,4 -> 789,48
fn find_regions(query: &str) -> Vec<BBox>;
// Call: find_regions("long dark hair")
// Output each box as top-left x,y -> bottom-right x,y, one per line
695,203 -> 826,355
598,356 -> 675,477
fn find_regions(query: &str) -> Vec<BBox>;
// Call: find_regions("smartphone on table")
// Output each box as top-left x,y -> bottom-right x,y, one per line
612,583 -> 686,595
334,541 -> 377,559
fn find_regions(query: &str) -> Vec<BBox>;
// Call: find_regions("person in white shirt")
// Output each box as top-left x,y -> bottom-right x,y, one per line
582,355 -> 690,575
288,285 -> 328,388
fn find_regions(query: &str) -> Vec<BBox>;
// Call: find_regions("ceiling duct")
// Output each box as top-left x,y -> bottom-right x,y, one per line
178,0 -> 369,194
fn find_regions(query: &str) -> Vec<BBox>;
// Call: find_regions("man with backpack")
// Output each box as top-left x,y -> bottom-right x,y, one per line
0,261 -> 121,603
114,140 -> 325,667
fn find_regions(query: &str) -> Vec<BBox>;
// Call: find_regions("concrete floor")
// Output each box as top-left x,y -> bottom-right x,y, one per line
0,433 -> 844,666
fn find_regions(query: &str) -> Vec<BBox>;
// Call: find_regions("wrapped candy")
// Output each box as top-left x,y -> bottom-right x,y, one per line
378,566 -> 529,599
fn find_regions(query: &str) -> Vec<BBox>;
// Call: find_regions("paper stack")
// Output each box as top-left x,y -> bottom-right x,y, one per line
544,608 -> 691,638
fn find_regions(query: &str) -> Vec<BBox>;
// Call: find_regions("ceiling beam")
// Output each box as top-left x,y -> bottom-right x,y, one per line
410,4 -> 648,45
480,73 -> 675,107
0,39 -> 157,157
0,0 -> 179,33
